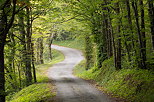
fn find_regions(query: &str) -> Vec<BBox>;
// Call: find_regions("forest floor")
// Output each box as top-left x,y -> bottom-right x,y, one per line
47,45 -> 115,102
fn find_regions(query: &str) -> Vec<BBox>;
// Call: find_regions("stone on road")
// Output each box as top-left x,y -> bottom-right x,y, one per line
48,45 -> 114,102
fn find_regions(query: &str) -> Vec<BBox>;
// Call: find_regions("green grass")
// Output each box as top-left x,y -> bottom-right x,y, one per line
74,58 -> 154,102
10,83 -> 55,102
8,49 -> 64,102
53,39 -> 85,51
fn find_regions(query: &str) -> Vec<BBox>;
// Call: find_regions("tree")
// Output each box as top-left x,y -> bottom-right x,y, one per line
0,0 -> 17,101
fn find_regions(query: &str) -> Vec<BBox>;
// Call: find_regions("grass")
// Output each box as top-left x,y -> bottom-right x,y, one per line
74,58 -> 154,102
53,39 -> 85,51
8,49 -> 64,102
10,83 -> 55,102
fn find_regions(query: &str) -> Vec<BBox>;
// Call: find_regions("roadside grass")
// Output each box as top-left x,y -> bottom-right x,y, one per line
53,39 -> 85,51
74,59 -> 154,102
8,49 -> 64,102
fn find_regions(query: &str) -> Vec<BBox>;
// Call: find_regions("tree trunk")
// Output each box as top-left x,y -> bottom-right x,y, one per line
31,42 -> 37,83
25,7 -> 32,85
103,0 -> 113,58
49,33 -> 54,60
40,38 -> 44,64
0,40 -> 5,102
115,2 -> 122,70
18,12 -> 28,86
148,0 -> 154,49
0,0 -> 16,100
140,0 -> 147,69
132,1 -> 147,69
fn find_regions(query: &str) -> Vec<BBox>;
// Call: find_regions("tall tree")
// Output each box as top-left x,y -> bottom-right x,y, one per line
0,0 -> 17,101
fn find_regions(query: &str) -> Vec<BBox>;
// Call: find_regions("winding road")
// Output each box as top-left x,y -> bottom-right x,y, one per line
48,45 -> 114,102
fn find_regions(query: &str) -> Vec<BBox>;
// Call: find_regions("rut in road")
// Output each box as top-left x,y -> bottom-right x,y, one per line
48,45 -> 114,102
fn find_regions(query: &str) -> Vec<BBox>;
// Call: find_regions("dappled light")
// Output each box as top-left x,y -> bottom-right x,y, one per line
0,0 -> 154,102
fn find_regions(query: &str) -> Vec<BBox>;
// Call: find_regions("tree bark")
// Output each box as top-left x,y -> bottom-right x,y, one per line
49,33 -> 54,60
140,0 -> 147,69
104,0 -> 113,58
115,2 -> 122,70
0,39 -> 6,102
132,1 -> 147,69
148,0 -> 154,49
0,0 -> 16,101
25,7 -> 32,85
31,42 -> 37,83
40,38 -> 44,64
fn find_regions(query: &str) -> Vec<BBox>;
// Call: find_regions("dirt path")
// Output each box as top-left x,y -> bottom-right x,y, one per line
48,45 -> 114,102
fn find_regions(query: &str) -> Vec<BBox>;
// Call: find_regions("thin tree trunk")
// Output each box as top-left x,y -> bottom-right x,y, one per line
31,42 -> 37,83
18,11 -> 28,85
40,38 -> 44,64
115,2 -> 122,70
148,0 -> 154,49
30,8 -> 37,82
17,63 -> 22,89
25,7 -> 32,85
49,33 -> 54,60
140,0 -> 147,69
132,1 -> 147,69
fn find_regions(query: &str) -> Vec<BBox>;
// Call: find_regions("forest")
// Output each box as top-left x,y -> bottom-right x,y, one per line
0,0 -> 154,102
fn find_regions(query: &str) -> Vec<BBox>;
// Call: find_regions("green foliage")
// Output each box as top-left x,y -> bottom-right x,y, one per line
10,83 -> 56,102
74,58 -> 154,102
53,39 -> 85,51
2,0 -> 154,101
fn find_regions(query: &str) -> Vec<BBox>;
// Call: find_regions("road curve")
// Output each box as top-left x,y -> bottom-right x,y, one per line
48,45 -> 114,102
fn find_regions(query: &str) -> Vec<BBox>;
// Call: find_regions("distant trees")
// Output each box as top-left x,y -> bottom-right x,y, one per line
61,0 -> 154,70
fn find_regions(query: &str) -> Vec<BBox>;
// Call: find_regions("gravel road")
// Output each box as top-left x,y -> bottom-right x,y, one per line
47,45 -> 114,102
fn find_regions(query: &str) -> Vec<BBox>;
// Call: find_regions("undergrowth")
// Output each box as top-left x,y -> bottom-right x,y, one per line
74,59 -> 154,102
7,49 -> 64,102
